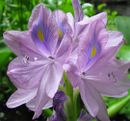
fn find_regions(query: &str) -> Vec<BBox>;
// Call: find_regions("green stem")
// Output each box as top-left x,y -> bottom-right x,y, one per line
64,73 -> 81,121
108,94 -> 130,118
43,109 -> 53,117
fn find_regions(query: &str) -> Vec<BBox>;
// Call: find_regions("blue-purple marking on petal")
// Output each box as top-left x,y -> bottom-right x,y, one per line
31,11 -> 52,53
82,38 -> 101,69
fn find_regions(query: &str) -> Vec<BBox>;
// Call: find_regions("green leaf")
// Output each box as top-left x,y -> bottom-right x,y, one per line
58,4 -> 73,13
117,45 -> 130,61
116,16 -> 130,44
64,72 -> 73,99
64,73 -> 81,121
82,3 -> 95,17
73,89 -> 81,119
108,94 -> 130,118
43,109 -> 53,117
8,4 -> 19,8
0,47 -> 12,67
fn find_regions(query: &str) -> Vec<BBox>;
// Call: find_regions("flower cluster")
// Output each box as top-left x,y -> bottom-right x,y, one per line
3,0 -> 130,121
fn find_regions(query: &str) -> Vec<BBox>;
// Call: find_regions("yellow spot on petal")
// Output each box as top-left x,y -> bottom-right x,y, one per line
58,28 -> 63,39
38,29 -> 44,41
91,46 -> 97,58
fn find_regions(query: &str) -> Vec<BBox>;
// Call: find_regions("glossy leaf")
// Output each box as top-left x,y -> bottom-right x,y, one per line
117,45 -> 130,61
108,94 -> 130,118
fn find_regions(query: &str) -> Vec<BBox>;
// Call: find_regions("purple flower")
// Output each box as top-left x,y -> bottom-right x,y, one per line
77,110 -> 94,121
53,91 -> 67,111
47,91 -> 66,121
67,2 -> 130,121
3,4 -> 71,119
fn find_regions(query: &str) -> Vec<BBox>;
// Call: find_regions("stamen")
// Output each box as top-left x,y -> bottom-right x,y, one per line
23,55 -> 30,64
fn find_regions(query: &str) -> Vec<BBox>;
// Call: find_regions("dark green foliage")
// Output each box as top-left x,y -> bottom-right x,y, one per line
116,16 -> 130,44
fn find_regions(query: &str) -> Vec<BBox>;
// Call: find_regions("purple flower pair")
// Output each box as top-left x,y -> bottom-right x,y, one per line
3,0 -> 130,121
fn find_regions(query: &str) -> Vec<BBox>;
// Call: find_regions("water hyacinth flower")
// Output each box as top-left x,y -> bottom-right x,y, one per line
67,2 -> 130,121
3,0 -> 130,121
3,4 -> 72,119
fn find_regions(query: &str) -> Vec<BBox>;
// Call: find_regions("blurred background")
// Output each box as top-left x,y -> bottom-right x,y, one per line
0,0 -> 130,121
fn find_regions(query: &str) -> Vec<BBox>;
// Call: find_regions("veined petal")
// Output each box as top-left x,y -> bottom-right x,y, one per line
79,81 -> 110,121
110,60 -> 130,82
26,99 -> 52,111
75,12 -> 107,41
83,57 -> 130,98
55,34 -> 72,64
80,28 -> 124,73
66,13 -> 74,36
78,20 -> 108,49
106,31 -> 123,48
91,61 -> 130,97
72,0 -> 83,22
77,12 -> 107,26
77,20 -> 108,72
46,62 -> 63,98
92,81 -> 128,98
87,45 -> 123,73
83,47 -> 122,85
53,10 -> 72,43
96,105 -> 110,121
3,31 -> 41,57
28,4 -> 43,29
33,96 -> 52,119
6,88 -> 37,108
27,64 -> 52,119
79,81 -> 99,117
30,62 -> 63,119
67,64 -> 80,87
7,57 -> 49,89
31,4 -> 58,56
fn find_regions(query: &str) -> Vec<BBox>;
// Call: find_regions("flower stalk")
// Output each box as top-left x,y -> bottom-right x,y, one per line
64,73 -> 81,121
108,93 -> 130,118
